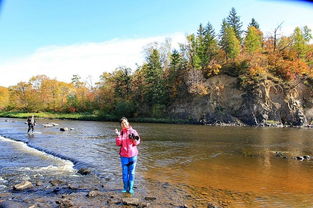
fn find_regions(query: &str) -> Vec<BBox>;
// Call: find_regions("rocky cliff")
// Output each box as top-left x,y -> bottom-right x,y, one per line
169,74 -> 313,126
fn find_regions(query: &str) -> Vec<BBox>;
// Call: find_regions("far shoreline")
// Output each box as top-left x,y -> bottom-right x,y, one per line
1,111 -> 313,128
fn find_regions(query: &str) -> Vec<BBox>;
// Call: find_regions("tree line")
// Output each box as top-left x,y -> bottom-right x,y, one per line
0,8 -> 312,119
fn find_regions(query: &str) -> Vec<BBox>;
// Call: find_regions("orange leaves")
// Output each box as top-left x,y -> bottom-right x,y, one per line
274,58 -> 310,80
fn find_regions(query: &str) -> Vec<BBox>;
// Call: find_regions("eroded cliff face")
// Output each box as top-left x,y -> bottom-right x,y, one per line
169,74 -> 313,126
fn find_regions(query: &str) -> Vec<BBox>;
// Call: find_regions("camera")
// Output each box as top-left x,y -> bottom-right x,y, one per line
129,133 -> 139,141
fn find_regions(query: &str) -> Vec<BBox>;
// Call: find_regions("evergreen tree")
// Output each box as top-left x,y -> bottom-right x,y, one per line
248,18 -> 260,29
143,49 -> 167,105
112,67 -> 132,100
244,26 -> 263,54
226,7 -> 243,42
219,19 -> 228,49
167,50 -> 185,101
202,22 -> 218,67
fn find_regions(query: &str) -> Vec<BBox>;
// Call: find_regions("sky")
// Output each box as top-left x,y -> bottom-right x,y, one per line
0,0 -> 312,87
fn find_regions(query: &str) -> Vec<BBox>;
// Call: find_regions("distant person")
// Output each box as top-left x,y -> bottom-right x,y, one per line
115,117 -> 140,194
27,115 -> 36,133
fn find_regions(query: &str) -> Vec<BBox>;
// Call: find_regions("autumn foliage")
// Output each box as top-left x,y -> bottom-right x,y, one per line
1,8 -> 313,118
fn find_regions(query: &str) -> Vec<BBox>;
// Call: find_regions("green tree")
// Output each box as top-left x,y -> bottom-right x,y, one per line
111,67 -> 132,100
244,26 -> 263,54
226,7 -> 243,42
186,34 -> 201,70
220,23 -> 241,59
248,18 -> 260,29
142,49 -> 167,106
198,22 -> 219,69
292,26 -> 312,58
166,49 -> 187,101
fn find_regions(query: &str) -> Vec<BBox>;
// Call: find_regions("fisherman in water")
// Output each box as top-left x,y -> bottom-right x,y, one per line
27,115 -> 36,134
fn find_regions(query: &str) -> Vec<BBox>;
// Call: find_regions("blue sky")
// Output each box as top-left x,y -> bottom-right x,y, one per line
0,0 -> 312,87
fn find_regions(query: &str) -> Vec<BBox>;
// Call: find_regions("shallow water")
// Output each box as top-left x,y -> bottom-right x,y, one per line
1,118 -> 313,207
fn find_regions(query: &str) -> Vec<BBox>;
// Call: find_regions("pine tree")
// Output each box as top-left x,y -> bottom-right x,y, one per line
143,49 -> 167,105
203,22 -> 218,65
248,18 -> 260,29
219,19 -> 228,50
226,7 -> 243,42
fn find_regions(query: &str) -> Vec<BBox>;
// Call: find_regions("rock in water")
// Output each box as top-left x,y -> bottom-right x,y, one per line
87,190 -> 103,197
144,196 -> 157,201
303,155 -> 310,160
78,168 -> 91,175
60,127 -> 69,131
56,199 -> 74,208
122,198 -> 140,206
49,179 -> 64,186
13,181 -> 33,191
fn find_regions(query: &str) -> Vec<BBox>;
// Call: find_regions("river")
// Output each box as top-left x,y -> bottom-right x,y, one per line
1,118 -> 313,207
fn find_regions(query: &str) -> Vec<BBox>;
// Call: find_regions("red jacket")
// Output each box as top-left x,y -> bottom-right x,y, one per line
116,126 -> 140,157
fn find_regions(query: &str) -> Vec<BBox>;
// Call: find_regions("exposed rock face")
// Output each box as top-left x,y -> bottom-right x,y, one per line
169,74 -> 313,126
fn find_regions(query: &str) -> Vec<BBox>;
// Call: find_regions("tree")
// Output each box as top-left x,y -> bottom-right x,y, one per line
142,49 -> 167,105
220,23 -> 241,59
186,34 -> 201,70
291,26 -> 312,59
71,74 -> 84,88
244,26 -> 263,54
226,7 -> 243,42
248,18 -> 260,29
166,49 -> 187,101
201,22 -> 219,69
0,86 -> 9,110
8,82 -> 32,111
111,66 -> 132,100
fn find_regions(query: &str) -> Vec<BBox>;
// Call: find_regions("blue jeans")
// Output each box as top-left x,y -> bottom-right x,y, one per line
120,156 -> 137,192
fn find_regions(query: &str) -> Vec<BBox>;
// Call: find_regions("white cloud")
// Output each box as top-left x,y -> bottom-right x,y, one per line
0,33 -> 186,87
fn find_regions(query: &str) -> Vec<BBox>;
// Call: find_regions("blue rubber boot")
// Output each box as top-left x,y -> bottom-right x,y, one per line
128,181 -> 134,194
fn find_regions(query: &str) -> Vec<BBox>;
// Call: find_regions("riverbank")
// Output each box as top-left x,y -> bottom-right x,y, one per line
0,169 -> 261,208
0,111 -> 193,124
2,111 -> 313,128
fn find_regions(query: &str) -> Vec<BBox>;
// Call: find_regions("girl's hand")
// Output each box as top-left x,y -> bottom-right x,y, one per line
115,129 -> 120,136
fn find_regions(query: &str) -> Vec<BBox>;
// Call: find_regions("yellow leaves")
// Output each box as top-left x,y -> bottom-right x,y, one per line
0,86 -> 9,110
249,66 -> 266,76
206,63 -> 221,77
189,83 -> 209,95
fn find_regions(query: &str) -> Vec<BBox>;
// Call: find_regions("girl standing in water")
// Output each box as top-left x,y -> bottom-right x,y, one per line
115,117 -> 140,194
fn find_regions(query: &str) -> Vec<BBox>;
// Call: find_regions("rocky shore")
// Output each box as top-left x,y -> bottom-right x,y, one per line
0,168 -> 264,208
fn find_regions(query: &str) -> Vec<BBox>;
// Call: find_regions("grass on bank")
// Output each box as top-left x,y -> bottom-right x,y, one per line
0,111 -> 191,124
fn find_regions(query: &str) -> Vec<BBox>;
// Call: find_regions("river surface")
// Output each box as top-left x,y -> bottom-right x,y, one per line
1,118 -> 313,207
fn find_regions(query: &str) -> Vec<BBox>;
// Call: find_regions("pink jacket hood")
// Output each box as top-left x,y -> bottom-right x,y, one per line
116,126 -> 140,158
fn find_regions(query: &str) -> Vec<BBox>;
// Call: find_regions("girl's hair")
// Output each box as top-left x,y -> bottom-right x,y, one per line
120,117 -> 128,124
120,117 -> 128,136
